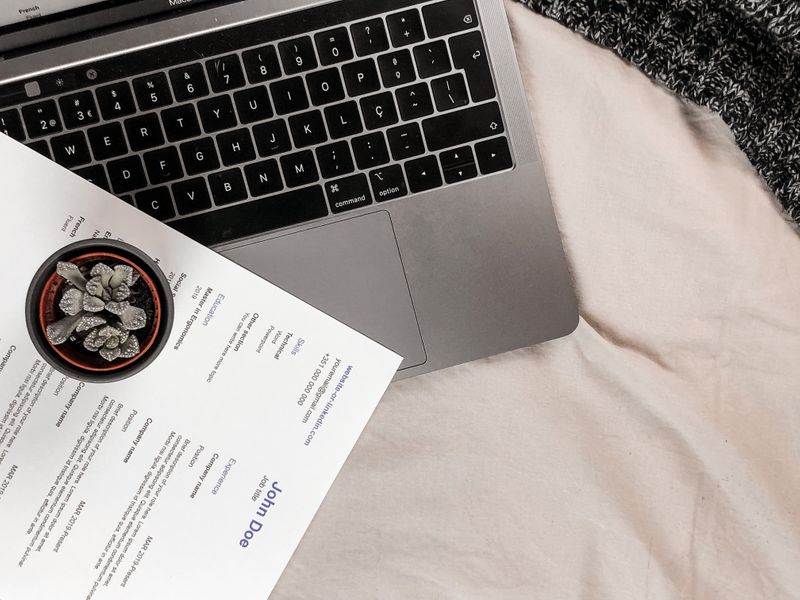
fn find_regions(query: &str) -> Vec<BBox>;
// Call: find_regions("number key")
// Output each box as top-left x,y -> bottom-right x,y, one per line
132,73 -> 173,110
169,63 -> 209,101
314,27 -> 353,65
96,81 -> 135,119
21,100 -> 62,139
58,91 -> 99,129
242,45 -> 282,83
206,54 -> 246,92
0,109 -> 25,141
278,36 -> 317,75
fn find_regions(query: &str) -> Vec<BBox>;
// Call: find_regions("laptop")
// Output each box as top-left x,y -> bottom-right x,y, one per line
0,0 -> 577,378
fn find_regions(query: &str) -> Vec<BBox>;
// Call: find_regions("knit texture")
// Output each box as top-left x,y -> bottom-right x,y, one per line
517,0 -> 800,225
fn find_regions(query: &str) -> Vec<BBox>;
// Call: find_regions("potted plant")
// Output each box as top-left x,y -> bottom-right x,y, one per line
26,239 -> 174,382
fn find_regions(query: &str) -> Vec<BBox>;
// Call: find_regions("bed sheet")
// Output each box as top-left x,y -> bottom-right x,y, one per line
271,3 -> 800,598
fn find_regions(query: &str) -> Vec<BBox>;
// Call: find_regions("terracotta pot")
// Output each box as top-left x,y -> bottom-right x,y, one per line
26,240 -> 174,383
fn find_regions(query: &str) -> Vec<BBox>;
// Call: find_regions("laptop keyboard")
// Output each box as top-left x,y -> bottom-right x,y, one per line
0,0 -> 514,247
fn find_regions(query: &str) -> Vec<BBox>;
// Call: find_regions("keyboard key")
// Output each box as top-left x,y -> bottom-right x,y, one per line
315,141 -> 354,179
180,137 -> 220,175
217,128 -> 256,166
314,27 -> 353,65
323,101 -> 362,139
306,68 -> 345,106
206,54 -> 246,92
280,150 -> 319,187
198,95 -> 237,133
244,159 -> 283,197
144,146 -> 184,184
325,173 -> 372,213
50,131 -> 91,168
413,40 -> 451,78
387,122 -> 424,160
26,140 -> 50,158
351,18 -> 389,56
171,184 -> 327,246
22,100 -> 62,138
431,73 -> 469,111
234,86 -> 273,124
395,83 -> 434,120
359,92 -> 399,130
253,119 -> 292,157
352,132 -> 390,170
422,101 -> 503,151
172,178 -> 212,215
423,0 -> 479,38
404,155 -> 443,193
242,45 -> 282,83
58,91 -> 99,129
169,63 -> 210,101
386,9 -> 425,47
439,145 -> 477,183
162,104 -> 201,142
96,82 -> 136,120
124,113 -> 165,151
288,110 -> 327,147
270,77 -> 309,115
209,168 -> 248,205
74,164 -> 110,191
370,164 -> 407,202
475,136 -> 513,174
278,36 -> 317,75
135,187 -> 176,221
449,31 -> 495,102
343,59 -> 381,97
377,50 -> 416,87
133,73 -> 173,110
107,155 -> 147,194
119,195 -> 133,205
88,122 -> 127,160
0,109 -> 25,141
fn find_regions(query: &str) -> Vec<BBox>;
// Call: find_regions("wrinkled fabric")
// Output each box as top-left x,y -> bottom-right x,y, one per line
271,3 -> 800,598
517,0 -> 800,225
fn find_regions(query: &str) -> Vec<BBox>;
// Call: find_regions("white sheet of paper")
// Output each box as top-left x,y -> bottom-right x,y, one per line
0,136 -> 402,599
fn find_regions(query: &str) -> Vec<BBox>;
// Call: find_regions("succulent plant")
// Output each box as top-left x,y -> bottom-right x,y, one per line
46,261 -> 148,362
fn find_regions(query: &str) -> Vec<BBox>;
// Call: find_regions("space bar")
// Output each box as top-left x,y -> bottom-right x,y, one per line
170,185 -> 328,246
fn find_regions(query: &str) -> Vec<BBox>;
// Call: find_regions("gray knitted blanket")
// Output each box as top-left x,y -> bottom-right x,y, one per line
517,0 -> 800,226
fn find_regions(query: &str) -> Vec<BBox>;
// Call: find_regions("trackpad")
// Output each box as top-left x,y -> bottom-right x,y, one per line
221,211 -> 426,369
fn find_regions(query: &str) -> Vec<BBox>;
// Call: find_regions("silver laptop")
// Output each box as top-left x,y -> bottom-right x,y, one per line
0,0 -> 576,378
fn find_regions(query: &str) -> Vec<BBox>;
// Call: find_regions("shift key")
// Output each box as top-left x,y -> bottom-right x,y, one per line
422,102 -> 503,151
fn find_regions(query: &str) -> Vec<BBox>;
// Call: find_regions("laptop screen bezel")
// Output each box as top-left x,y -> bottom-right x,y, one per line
0,0 -> 223,55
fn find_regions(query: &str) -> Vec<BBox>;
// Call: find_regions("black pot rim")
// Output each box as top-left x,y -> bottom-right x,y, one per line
25,239 -> 174,383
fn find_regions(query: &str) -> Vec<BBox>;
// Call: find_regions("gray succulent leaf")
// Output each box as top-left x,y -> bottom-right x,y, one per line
111,282 -> 130,301
118,335 -> 140,359
119,305 -> 146,331
56,262 -> 87,291
104,300 -> 129,316
46,313 -> 84,345
83,328 -> 103,351
58,287 -> 84,316
90,262 -> 114,287
75,314 -> 106,332
99,346 -> 122,361
109,265 -> 134,288
82,294 -> 105,313
85,276 -> 105,298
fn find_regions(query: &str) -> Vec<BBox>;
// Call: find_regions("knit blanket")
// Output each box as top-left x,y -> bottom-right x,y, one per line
516,0 -> 800,225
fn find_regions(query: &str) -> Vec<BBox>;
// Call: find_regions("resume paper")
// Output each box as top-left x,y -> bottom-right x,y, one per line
0,136 -> 401,598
